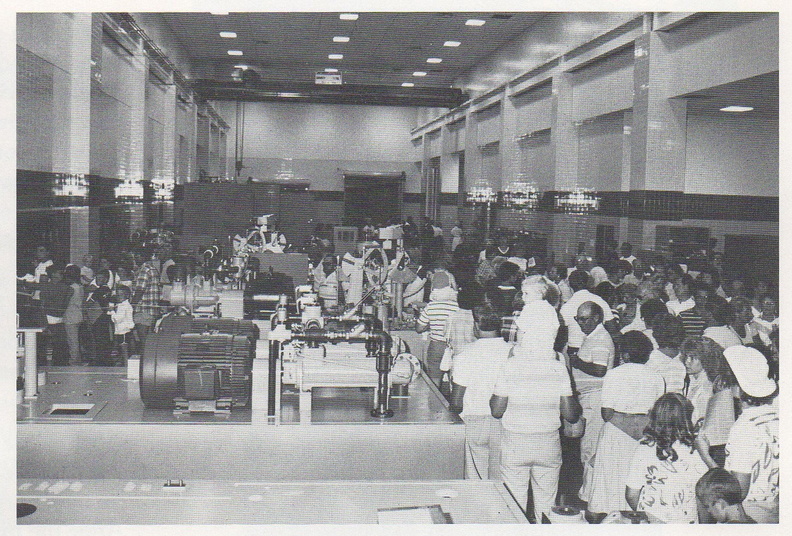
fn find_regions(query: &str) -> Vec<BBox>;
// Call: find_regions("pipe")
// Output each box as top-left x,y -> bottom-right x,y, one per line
268,339 -> 280,418
22,329 -> 39,399
291,327 -> 394,419
392,281 -> 404,318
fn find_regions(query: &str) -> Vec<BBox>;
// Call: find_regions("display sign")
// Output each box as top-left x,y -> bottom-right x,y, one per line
315,72 -> 342,85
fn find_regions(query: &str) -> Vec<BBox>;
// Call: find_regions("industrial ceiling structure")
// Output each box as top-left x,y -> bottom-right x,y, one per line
139,11 -> 547,107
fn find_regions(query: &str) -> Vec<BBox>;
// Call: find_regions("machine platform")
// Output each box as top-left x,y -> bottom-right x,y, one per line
17,478 -> 526,524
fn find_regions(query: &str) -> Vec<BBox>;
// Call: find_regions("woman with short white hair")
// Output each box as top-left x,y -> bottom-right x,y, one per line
514,275 -> 560,359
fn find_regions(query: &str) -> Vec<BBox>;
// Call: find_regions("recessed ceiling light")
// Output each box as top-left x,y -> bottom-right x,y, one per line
333,36 -> 350,43
227,50 -> 243,56
219,31 -> 237,38
401,82 -> 415,87
413,71 -> 427,77
324,68 -> 339,73
234,64 -> 248,70
426,58 -> 443,64
719,105 -> 754,112
339,13 -> 358,21
466,19 -> 486,26
443,40 -> 461,47
328,53 -> 344,60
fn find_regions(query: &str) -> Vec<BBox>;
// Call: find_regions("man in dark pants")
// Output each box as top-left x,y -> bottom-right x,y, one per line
39,263 -> 71,366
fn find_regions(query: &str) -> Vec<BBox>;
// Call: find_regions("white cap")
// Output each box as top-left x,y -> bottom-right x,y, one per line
723,345 -> 777,398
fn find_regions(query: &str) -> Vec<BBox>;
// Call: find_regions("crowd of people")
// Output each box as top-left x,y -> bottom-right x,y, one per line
18,221 -> 779,524
409,229 -> 778,524
18,244 -> 170,366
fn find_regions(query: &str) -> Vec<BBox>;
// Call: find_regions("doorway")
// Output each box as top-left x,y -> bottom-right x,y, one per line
343,173 -> 404,227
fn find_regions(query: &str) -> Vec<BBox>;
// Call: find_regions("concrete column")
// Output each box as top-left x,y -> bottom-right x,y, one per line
127,38 -> 148,183
630,32 -> 688,193
551,70 -> 578,192
161,84 -> 177,190
464,109 -> 480,190
50,13 -> 91,175
501,91 -> 518,190
69,207 -> 90,263
628,31 -> 689,250
548,70 -> 580,260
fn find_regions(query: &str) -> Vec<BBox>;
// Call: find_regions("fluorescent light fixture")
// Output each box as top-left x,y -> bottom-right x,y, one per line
324,68 -> 339,73
412,71 -> 427,77
339,13 -> 358,20
466,19 -> 486,26
219,31 -> 237,38
719,105 -> 754,112
278,92 -> 302,98
210,12 -> 229,15
401,82 -> 415,87
328,53 -> 344,60
444,40 -> 461,47
234,64 -> 248,70
426,57 -> 443,63
333,36 -> 350,43
227,50 -> 243,56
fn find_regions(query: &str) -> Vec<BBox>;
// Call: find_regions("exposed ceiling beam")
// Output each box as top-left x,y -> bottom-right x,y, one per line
190,79 -> 467,107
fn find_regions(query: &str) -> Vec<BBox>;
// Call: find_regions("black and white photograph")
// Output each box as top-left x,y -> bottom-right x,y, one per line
11,3 -> 783,530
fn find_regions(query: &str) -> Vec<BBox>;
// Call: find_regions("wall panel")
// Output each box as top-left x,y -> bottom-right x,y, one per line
684,111 -> 778,197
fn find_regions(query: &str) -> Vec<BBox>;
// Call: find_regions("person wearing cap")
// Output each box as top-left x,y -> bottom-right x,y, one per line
722,345 -> 778,523
415,271 -> 459,387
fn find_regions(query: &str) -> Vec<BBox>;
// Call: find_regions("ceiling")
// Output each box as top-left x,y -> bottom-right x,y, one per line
147,11 -> 547,107
681,71 -> 778,117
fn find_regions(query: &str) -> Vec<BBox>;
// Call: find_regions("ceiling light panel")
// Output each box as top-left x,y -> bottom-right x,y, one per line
227,50 -> 243,56
443,41 -> 461,47
339,13 -> 358,21
466,19 -> 486,26
219,31 -> 237,38
413,71 -> 427,77
328,54 -> 344,60
324,68 -> 339,73
426,58 -> 443,63
719,105 -> 754,112
333,36 -> 350,43
401,82 -> 415,87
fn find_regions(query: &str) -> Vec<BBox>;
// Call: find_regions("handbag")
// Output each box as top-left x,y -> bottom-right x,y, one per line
439,346 -> 453,372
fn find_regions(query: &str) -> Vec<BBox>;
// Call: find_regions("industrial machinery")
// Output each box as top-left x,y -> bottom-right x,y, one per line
139,314 -> 258,414
268,298 -> 420,422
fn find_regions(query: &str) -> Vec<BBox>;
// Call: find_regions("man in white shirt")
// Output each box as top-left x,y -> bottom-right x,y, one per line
450,307 -> 512,480
569,301 -> 615,502
619,242 -> 637,266
490,342 -> 581,521
644,313 -> 687,393
666,273 -> 696,315
560,270 -> 617,355
723,346 -> 779,523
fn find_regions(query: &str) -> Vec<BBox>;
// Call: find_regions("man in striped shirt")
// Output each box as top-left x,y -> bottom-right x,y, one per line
416,272 -> 459,387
